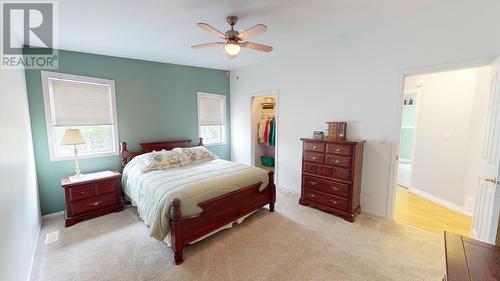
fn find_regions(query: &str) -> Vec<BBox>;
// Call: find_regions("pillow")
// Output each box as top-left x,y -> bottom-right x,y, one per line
142,150 -> 183,172
172,146 -> 218,164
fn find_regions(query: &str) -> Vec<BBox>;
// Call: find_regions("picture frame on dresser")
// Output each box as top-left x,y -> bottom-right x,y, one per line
299,138 -> 364,222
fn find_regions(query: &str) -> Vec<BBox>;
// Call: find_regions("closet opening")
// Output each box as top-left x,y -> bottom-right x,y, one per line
251,93 -> 278,180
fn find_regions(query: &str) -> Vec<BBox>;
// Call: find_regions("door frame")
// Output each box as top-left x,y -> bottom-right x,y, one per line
250,90 -> 279,185
387,56 -> 497,219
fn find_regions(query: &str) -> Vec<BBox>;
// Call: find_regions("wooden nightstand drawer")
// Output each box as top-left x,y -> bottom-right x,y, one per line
71,193 -> 118,216
96,180 -> 118,195
69,184 -> 95,201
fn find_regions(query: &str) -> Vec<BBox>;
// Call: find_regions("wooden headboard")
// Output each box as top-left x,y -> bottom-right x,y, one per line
120,138 -> 204,169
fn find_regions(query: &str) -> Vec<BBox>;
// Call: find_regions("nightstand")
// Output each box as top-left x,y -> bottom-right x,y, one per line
61,171 -> 124,227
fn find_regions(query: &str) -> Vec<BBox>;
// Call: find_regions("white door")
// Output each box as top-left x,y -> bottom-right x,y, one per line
472,57 -> 500,244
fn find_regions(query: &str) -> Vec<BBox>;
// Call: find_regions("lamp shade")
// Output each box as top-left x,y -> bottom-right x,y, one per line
61,129 -> 85,145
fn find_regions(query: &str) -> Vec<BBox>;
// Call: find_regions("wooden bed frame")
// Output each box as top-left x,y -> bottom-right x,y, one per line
120,138 -> 276,265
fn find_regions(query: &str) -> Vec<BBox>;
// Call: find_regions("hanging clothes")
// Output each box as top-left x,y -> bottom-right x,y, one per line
258,118 -> 267,143
263,119 -> 271,145
269,119 -> 276,145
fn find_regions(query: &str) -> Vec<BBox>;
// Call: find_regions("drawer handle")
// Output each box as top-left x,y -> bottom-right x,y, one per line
308,194 -> 316,198
331,186 -> 339,191
311,156 -> 317,160
89,201 -> 102,206
80,191 -> 88,195
312,145 -> 318,150
335,148 -> 342,152
334,159 -> 342,165
309,181 -> 318,186
330,200 -> 337,205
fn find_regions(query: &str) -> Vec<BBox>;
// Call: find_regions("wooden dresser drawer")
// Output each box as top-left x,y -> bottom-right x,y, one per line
303,162 -> 317,174
326,143 -> 352,156
302,188 -> 349,211
317,165 -> 333,177
333,167 -> 351,180
69,184 -> 95,201
304,142 -> 325,153
71,193 -> 118,216
303,176 -> 350,198
96,179 -> 118,195
303,152 -> 325,164
326,155 -> 351,168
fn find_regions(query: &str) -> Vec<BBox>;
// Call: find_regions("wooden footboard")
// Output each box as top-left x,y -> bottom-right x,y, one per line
170,171 -> 276,264
120,138 -> 276,265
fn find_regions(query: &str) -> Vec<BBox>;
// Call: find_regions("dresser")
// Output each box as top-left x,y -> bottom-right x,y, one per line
61,171 -> 124,227
299,138 -> 364,222
443,231 -> 500,281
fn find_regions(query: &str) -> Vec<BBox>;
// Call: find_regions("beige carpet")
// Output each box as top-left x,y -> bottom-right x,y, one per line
31,191 -> 443,281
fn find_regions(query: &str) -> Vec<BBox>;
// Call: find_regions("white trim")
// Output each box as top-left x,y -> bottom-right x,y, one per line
407,187 -> 472,216
249,90 -> 279,186
41,210 -> 64,219
387,56 -> 497,219
26,220 -> 41,281
41,71 -> 120,162
197,92 -> 227,146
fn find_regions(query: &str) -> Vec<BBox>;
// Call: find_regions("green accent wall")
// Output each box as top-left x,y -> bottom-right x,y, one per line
24,48 -> 230,215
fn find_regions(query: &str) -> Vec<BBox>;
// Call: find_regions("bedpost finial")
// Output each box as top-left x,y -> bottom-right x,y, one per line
172,199 -> 182,219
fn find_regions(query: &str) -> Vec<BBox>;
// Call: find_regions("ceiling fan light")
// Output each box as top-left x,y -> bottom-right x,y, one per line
224,43 -> 241,56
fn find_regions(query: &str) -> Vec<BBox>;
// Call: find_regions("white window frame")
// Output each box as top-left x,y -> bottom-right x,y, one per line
41,71 -> 119,161
197,92 -> 227,146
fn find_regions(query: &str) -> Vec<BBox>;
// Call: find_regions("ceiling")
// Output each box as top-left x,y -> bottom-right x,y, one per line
30,0 -> 436,70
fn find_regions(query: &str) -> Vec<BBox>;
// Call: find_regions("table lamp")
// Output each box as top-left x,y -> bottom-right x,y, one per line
61,129 -> 86,179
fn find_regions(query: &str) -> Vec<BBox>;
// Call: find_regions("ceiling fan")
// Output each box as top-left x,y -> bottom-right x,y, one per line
192,16 -> 273,58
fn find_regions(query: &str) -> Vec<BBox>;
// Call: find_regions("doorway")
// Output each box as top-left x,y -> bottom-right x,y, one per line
251,93 -> 278,177
392,64 -> 494,238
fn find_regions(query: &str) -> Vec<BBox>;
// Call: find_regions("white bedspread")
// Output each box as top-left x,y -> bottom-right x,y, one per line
122,158 -> 269,241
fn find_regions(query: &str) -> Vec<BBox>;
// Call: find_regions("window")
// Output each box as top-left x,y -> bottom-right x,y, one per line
197,92 -> 226,145
41,71 -> 119,161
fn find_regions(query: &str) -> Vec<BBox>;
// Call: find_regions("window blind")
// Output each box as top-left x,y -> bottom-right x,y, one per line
198,94 -> 225,126
49,78 -> 114,126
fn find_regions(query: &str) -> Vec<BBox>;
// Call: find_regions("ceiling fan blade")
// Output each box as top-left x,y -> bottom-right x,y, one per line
238,24 -> 267,40
197,23 -> 225,38
191,42 -> 225,49
242,42 -> 273,52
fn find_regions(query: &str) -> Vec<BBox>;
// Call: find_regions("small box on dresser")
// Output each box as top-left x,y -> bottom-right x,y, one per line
61,171 -> 124,227
299,138 -> 365,222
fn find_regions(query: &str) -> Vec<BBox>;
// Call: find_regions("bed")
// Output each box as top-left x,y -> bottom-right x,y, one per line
120,138 -> 276,265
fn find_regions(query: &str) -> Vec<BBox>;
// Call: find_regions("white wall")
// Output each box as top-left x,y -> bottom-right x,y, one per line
0,67 -> 41,280
230,0 -> 500,218
404,67 -> 489,211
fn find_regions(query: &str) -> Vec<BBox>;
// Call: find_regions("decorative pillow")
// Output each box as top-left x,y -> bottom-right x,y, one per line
173,146 -> 218,164
142,150 -> 183,172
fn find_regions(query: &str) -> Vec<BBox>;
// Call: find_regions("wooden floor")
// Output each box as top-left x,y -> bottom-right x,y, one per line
394,186 -> 472,237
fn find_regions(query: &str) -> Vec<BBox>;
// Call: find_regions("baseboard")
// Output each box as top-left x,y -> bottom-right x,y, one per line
27,217 -> 41,281
408,187 -> 471,216
277,186 -> 299,196
42,210 -> 64,220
